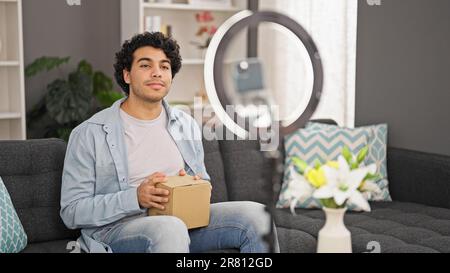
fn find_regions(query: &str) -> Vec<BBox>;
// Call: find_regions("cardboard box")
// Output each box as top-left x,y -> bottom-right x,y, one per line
148,175 -> 212,229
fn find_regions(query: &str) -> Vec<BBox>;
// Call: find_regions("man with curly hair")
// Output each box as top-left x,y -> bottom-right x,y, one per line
60,32 -> 279,253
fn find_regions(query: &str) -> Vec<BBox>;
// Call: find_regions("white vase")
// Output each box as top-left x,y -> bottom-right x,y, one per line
317,207 -> 352,253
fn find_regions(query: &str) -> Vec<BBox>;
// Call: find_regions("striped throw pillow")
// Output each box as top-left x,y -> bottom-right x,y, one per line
277,126 -> 371,210
0,176 -> 27,253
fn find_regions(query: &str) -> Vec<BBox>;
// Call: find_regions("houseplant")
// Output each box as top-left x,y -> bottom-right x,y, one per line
286,146 -> 381,253
25,57 -> 124,141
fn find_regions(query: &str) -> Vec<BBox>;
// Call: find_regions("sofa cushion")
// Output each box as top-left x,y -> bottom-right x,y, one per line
0,139 -> 80,244
202,139 -> 228,203
306,122 -> 391,201
21,239 -> 75,253
274,201 -> 450,253
277,125 -> 370,210
276,227 -> 317,253
0,176 -> 28,253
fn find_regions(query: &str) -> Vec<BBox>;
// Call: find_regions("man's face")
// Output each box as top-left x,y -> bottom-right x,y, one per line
123,46 -> 173,103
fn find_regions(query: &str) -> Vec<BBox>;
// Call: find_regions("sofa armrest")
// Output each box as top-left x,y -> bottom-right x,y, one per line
387,147 -> 450,209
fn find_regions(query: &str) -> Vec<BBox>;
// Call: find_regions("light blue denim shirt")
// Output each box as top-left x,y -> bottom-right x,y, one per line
60,98 -> 210,253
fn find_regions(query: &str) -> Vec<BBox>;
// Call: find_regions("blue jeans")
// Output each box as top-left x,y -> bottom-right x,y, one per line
92,201 -> 280,253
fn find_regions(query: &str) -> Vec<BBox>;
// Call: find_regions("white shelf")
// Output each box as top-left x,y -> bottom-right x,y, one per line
143,2 -> 241,12
0,61 -> 20,66
0,112 -> 21,119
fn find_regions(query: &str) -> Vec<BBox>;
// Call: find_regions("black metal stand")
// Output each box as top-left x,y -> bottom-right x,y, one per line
205,0 -> 323,253
262,149 -> 284,253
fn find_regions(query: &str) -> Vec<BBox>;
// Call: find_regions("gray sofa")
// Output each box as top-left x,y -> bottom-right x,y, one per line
1,135 -> 450,253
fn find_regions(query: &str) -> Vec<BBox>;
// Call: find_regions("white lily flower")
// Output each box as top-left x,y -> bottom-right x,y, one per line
359,163 -> 381,194
313,155 -> 372,212
365,163 -> 377,175
284,166 -> 314,214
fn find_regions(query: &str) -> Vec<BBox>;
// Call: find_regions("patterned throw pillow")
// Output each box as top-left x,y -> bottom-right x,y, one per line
306,122 -> 392,201
276,126 -> 371,210
0,177 -> 27,253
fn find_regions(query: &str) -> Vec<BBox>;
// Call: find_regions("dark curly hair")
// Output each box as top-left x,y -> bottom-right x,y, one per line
114,32 -> 182,95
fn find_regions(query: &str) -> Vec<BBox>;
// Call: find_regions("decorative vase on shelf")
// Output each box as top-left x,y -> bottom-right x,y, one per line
317,207 -> 352,253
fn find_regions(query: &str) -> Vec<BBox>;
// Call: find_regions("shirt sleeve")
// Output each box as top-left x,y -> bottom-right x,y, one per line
60,125 -> 142,229
191,115 -> 211,181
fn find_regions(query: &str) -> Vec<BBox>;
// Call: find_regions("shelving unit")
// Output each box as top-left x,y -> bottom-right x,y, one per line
0,0 -> 26,140
121,0 -> 247,105
0,61 -> 20,66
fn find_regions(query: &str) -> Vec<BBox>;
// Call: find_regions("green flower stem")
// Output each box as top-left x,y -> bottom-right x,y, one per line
320,198 -> 344,209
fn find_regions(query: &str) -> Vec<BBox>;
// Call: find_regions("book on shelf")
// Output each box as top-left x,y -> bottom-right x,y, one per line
144,16 -> 172,36
145,16 -> 161,32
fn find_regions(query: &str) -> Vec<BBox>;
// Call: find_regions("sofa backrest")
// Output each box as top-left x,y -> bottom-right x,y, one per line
218,139 -> 274,205
0,139 -> 80,244
202,138 -> 229,203
387,147 -> 450,209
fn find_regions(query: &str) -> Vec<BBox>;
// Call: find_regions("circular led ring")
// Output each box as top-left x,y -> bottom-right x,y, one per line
204,10 -> 323,138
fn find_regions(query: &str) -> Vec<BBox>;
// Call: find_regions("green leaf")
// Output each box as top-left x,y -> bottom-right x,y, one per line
93,71 -> 113,95
56,127 -> 73,142
319,198 -> 342,209
291,157 -> 309,174
363,173 -> 382,181
77,60 -> 93,76
26,110 -> 57,140
314,159 -> 322,170
342,146 -> 352,164
45,79 -> 71,124
25,56 -> 70,77
94,91 -> 124,108
350,162 -> 360,170
357,146 -> 369,164
26,97 -> 47,125
45,71 -> 93,124
68,70 -> 93,98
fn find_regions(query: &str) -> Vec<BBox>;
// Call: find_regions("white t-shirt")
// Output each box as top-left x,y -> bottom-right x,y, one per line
120,107 -> 185,188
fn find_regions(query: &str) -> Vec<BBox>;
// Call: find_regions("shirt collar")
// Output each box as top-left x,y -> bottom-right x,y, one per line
88,97 -> 178,127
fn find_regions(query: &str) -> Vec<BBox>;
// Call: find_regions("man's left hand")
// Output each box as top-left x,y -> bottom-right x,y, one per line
178,169 -> 201,180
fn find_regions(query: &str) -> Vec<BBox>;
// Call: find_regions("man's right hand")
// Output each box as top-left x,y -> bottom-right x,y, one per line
137,172 -> 170,210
